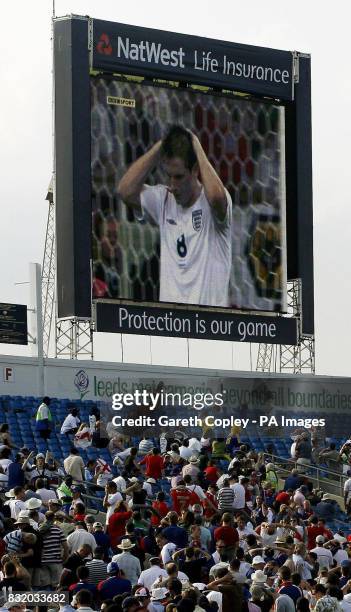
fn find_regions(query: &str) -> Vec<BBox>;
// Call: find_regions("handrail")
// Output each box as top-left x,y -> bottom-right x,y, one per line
263,452 -> 347,499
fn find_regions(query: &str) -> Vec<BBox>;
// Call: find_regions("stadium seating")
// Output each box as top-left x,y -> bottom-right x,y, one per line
0,394 -> 349,528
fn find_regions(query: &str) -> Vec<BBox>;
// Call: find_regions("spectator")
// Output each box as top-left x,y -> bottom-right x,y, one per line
35,397 -> 53,441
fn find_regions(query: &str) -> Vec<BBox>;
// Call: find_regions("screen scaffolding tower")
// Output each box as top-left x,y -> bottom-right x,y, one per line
41,184 -> 94,360
256,279 -> 315,374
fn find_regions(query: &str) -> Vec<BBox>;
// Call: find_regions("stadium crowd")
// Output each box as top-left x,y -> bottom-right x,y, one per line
0,398 -> 349,612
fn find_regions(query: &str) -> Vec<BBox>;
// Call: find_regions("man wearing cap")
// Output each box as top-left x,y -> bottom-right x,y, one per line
315,494 -> 337,521
7,452 -> 35,489
111,538 -> 141,585
138,557 -> 168,590
96,561 -> 132,599
67,522 -> 97,554
310,535 -> 334,569
3,515 -> 31,554
91,522 -> 110,559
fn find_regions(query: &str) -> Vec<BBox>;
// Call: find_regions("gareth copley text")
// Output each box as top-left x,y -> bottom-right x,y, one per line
111,415 -> 326,429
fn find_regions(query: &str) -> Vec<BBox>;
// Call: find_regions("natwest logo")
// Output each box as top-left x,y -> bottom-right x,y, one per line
96,33 -> 113,55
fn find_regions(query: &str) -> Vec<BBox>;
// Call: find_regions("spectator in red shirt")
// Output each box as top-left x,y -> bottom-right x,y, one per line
151,491 -> 169,527
317,518 -> 333,541
275,490 -> 292,506
214,512 -> 239,554
203,460 -> 220,484
203,484 -> 219,520
139,448 -> 164,480
170,481 -> 194,514
306,515 -> 326,549
107,501 -> 132,550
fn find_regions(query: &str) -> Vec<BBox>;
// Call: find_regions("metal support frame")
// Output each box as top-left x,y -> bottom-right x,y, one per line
41,182 -> 94,360
256,279 -> 315,374
41,189 -> 56,358
55,317 -> 93,360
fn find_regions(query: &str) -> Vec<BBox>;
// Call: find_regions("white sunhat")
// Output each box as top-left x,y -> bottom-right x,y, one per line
251,570 -> 268,584
252,555 -> 266,565
117,538 -> 135,550
4,489 -> 15,499
188,455 -> 200,464
25,497 -> 42,510
151,587 -> 169,601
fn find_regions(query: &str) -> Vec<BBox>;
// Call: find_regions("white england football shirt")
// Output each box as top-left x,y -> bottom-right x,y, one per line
140,185 -> 232,307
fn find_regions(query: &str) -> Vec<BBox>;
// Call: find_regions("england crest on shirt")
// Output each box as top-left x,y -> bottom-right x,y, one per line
192,209 -> 203,231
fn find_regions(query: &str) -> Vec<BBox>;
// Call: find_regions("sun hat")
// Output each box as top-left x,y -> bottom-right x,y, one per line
117,538 -> 135,550
25,498 -> 42,510
322,493 -> 333,501
13,516 -> 30,525
251,570 -> 268,584
135,587 -> 150,598
252,555 -> 265,565
146,478 -> 156,484
4,489 -> 15,499
189,456 -> 200,464
151,587 -> 169,601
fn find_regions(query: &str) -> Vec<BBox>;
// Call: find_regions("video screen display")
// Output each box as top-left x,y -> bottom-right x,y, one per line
91,76 -> 287,312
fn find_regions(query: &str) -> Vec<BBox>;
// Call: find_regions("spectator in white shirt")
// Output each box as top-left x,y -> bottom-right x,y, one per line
155,534 -> 177,565
310,535 -> 334,569
7,486 -> 27,519
179,441 -> 193,461
35,478 -> 57,506
61,408 -> 80,435
103,481 -> 122,525
231,476 -> 246,511
138,558 -> 168,590
67,522 -> 97,553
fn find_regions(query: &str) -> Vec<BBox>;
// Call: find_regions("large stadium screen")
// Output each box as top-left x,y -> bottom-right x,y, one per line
91,77 -> 287,314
